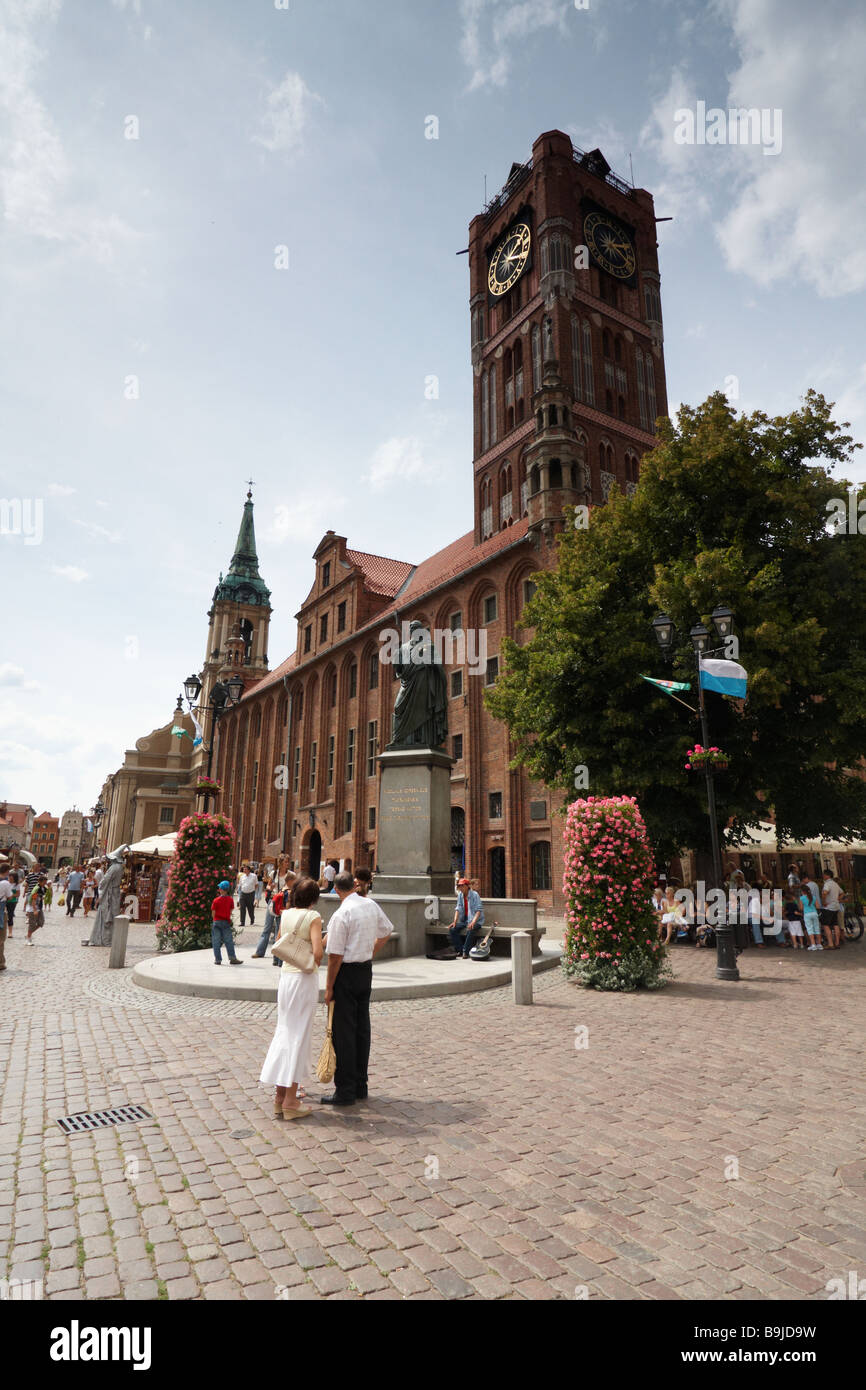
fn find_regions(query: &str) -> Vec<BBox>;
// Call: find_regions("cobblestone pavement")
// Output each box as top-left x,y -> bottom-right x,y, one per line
2,903 -> 865,1301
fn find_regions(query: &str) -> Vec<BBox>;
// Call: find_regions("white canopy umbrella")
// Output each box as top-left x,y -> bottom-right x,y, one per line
121,834 -> 177,858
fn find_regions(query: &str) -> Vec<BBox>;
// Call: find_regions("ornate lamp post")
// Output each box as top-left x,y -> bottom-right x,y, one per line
653,604 -> 739,982
182,672 -> 244,809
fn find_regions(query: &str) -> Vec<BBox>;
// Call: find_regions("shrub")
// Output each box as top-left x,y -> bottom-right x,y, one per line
157,812 -> 236,952
562,795 -> 670,991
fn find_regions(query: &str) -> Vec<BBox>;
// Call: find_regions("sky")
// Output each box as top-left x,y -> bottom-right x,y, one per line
2,0 -> 865,817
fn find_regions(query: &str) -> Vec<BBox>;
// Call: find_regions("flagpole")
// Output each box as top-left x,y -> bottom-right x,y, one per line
696,651 -> 739,981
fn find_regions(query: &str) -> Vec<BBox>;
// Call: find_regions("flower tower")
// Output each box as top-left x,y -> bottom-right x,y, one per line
157,811 -> 235,953
562,795 -> 669,991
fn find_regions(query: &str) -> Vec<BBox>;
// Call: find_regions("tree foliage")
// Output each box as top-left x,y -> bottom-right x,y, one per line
486,391 -> 866,859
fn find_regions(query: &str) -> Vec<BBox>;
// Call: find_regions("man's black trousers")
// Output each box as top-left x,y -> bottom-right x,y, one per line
332,960 -> 373,1101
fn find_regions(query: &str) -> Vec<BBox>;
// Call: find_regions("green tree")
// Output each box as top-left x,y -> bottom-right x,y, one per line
486,391 -> 866,861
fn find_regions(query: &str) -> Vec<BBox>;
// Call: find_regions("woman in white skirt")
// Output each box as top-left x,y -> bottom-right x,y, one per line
259,877 -> 323,1121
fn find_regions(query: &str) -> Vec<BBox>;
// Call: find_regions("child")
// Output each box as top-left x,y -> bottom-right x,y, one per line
801,886 -> 823,951
211,880 -> 242,966
782,886 -> 805,949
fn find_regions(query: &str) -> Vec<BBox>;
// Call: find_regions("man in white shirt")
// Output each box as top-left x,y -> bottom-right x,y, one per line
322,860 -> 337,893
238,866 -> 258,926
0,869 -> 12,971
821,870 -> 845,949
321,872 -> 392,1106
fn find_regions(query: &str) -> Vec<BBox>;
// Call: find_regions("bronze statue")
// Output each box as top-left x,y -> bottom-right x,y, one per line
388,621 -> 448,750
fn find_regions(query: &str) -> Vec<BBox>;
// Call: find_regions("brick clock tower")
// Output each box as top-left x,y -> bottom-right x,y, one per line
467,129 -> 667,547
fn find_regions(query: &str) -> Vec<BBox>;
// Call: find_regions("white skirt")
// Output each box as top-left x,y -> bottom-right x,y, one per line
259,970 -> 319,1087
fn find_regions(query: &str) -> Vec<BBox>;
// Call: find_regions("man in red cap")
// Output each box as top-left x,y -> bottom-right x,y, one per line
449,878 -> 485,958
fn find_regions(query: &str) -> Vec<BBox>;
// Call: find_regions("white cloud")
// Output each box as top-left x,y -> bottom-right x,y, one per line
0,0 -> 140,262
366,436 -> 435,492
52,564 -> 88,582
0,662 -> 40,692
459,0 -> 572,90
72,518 -> 122,543
642,0 -> 866,297
253,71 -> 322,157
264,493 -> 343,546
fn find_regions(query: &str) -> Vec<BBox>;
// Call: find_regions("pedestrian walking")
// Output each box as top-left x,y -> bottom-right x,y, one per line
4,870 -> 19,939
253,872 -> 297,960
237,865 -> 257,926
24,876 -> 46,945
211,881 -> 243,965
320,871 -> 392,1107
0,868 -> 12,970
82,871 -> 96,917
259,877 -> 324,1120
66,866 -> 83,916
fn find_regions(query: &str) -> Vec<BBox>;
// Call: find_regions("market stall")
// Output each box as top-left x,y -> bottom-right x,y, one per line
119,833 -> 176,923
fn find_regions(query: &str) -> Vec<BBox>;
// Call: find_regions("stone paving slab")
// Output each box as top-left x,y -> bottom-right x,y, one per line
132,942 -> 561,1002
1,902 -> 865,1301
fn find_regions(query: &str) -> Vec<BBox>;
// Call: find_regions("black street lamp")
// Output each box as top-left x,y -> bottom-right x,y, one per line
182,672 -> 244,804
653,607 -> 740,982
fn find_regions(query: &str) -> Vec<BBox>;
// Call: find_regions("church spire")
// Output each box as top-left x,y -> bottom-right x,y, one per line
213,486 -> 271,607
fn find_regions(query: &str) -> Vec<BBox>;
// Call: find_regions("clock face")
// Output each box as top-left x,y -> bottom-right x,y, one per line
488,222 -> 531,297
583,211 -> 636,280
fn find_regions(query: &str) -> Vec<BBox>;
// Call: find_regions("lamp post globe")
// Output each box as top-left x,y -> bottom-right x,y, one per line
226,674 -> 244,705
652,613 -> 675,653
184,673 -> 202,705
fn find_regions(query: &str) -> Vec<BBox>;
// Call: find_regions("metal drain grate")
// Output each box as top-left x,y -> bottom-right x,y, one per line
56,1104 -> 152,1135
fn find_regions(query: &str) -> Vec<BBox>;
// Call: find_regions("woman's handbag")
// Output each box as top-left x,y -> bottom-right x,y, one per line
271,908 -> 316,972
316,1002 -> 336,1084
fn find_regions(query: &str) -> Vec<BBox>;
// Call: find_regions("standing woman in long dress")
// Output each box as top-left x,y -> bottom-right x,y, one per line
259,877 -> 323,1121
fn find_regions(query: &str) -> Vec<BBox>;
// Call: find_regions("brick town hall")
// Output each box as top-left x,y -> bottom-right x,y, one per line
198,130 -> 667,911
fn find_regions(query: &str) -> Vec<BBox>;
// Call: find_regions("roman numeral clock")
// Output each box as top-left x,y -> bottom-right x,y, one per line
582,205 -> 637,283
487,221 -> 532,297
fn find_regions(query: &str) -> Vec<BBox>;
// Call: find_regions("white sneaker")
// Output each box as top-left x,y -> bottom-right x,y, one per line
816,944 -> 823,950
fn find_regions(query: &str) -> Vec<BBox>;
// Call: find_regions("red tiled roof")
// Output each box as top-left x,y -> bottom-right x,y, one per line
394,520 -> 530,606
240,522 -> 532,700
243,651 -> 297,699
345,548 -> 414,598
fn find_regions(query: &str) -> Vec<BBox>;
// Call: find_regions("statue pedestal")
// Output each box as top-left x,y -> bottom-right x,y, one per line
375,747 -> 454,899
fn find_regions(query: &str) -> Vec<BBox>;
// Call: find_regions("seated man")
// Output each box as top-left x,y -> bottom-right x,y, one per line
449,878 -> 484,959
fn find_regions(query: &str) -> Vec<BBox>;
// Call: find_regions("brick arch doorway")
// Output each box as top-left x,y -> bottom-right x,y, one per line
300,828 -> 322,881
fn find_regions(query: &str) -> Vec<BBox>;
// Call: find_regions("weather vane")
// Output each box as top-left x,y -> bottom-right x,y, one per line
246,477 -> 255,500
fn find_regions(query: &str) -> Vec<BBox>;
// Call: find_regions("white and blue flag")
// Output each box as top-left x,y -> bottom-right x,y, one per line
699,658 -> 748,698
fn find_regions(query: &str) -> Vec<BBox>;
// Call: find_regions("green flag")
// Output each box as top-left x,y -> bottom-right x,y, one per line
641,675 -> 691,694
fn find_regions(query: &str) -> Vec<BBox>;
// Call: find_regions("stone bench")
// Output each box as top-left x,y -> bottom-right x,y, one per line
427,907 -> 544,958
305,892 -> 541,959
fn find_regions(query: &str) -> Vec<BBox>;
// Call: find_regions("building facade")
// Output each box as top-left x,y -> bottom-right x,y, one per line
31,812 -> 59,867
95,700 -> 198,854
210,130 -> 668,908
0,802 -> 35,856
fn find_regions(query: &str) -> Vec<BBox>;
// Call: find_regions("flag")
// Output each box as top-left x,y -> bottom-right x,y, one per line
84,818 -> 93,833
699,658 -> 748,698
641,675 -> 691,694
190,712 -> 204,749
170,725 -> 192,743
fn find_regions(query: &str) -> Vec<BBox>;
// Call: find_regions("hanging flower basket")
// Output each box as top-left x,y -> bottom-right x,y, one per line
685,745 -> 729,772
194,776 -> 222,795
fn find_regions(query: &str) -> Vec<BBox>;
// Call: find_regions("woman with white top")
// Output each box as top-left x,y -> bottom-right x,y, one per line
259,877 -> 324,1120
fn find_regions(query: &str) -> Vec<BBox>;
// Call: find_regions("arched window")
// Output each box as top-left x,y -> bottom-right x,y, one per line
603,329 -> 612,359
549,459 -> 562,489
530,841 -> 551,890
489,364 -> 497,445
481,371 -> 489,451
500,463 -> 513,527
571,315 -> 582,400
531,323 -> 542,391
635,349 -> 647,431
646,356 -> 658,427
581,322 -> 595,404
480,476 -> 493,539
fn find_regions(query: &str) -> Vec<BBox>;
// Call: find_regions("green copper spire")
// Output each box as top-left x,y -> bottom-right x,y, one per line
212,488 -> 271,607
